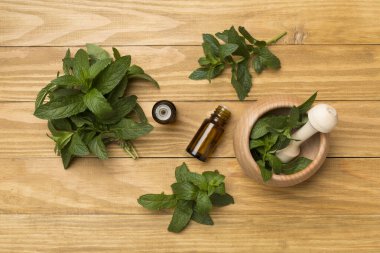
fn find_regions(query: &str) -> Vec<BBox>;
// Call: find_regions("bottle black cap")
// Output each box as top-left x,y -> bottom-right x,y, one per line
152,100 -> 177,124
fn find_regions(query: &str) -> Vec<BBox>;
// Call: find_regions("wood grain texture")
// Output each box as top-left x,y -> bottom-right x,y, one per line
1,157 -> 380,215
1,0 -> 379,251
1,214 -> 380,253
0,101 -> 378,158
1,0 -> 380,46
1,46 -> 380,102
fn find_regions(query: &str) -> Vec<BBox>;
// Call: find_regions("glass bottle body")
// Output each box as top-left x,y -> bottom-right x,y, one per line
186,106 -> 230,162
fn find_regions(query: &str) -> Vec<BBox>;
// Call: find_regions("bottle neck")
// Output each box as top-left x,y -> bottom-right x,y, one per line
209,105 -> 231,126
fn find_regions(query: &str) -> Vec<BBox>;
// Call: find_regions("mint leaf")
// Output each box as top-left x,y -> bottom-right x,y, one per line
94,56 -> 130,94
187,173 -> 208,191
61,146 -> 73,169
202,42 -> 218,64
51,75 -> 83,88
48,119 -> 72,133
209,193 -> 234,207
282,157 -> 312,175
68,132 -> 90,156
237,59 -> 252,94
214,182 -> 225,195
238,26 -> 256,44
298,92 -> 317,114
168,200 -> 193,233
253,47 -> 281,74
127,64 -> 144,75
73,49 -> 90,84
191,211 -> 214,225
198,57 -> 210,66
190,65 -> 225,81
202,170 -> 224,186
250,139 -> 265,149
138,193 -> 177,211
215,29 -> 229,43
88,135 -> 108,160
266,153 -> 283,174
89,58 -> 112,79
231,63 -> 248,101
194,191 -> 212,214
257,159 -> 272,182
34,94 -> 86,120
219,43 -> 238,59
103,95 -> 137,124
128,73 -> 159,88
226,26 -> 250,58
112,47 -> 121,59
171,182 -> 198,200
48,131 -> 73,150
35,83 -> 55,109
175,162 -> 190,182
133,103 -> 148,123
86,43 -> 110,60
189,68 -> 209,80
83,88 -> 113,120
202,34 -> 220,56
288,106 -> 300,128
108,76 -> 128,102
62,49 -> 73,75
110,118 -> 153,140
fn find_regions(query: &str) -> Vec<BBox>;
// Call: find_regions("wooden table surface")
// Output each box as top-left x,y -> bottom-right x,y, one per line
1,0 -> 380,252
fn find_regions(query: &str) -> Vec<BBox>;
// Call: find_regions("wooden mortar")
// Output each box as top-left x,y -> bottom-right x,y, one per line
233,95 -> 329,187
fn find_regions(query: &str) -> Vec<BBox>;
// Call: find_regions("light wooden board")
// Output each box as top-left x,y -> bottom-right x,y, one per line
0,101 -> 379,158
1,0 -> 380,45
1,0 -> 380,251
1,214 -> 380,253
0,46 -> 380,102
1,157 -> 380,215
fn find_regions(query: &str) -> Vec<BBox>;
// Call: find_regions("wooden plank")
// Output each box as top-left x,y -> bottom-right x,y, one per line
1,214 -> 379,252
1,157 -> 380,215
1,46 -> 380,102
1,0 -> 380,46
0,101 -> 379,158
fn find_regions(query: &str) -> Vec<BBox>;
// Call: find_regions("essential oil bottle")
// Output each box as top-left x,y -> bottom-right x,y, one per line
186,105 -> 231,162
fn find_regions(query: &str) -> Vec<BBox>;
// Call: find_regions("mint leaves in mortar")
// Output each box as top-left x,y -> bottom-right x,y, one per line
138,163 -> 234,233
190,26 -> 286,101
34,44 -> 159,169
250,92 -> 317,181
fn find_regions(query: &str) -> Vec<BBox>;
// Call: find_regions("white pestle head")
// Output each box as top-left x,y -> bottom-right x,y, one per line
307,104 -> 338,133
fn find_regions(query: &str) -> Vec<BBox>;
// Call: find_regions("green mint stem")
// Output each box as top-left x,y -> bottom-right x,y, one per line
121,141 -> 139,159
266,31 -> 287,45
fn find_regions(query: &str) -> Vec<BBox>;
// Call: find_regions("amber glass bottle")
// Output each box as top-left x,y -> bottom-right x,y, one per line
186,105 -> 231,162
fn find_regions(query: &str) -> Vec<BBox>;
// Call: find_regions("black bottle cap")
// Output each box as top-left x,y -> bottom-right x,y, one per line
152,100 -> 177,124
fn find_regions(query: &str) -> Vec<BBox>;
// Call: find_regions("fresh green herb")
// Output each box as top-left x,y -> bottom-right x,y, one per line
250,92 -> 317,181
190,26 -> 286,101
137,163 -> 234,233
34,44 -> 159,169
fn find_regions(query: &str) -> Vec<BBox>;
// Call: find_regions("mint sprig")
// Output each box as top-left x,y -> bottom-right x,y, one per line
137,163 -> 234,233
250,92 -> 317,181
34,44 -> 159,169
190,26 -> 286,101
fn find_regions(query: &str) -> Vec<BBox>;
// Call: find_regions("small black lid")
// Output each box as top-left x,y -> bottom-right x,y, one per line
152,100 -> 177,124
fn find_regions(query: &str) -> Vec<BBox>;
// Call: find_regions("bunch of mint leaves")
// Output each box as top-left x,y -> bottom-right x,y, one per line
250,92 -> 318,181
34,44 -> 159,169
138,163 -> 234,233
189,26 -> 286,101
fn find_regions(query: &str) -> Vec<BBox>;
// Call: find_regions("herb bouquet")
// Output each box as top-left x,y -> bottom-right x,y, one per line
34,44 -> 159,169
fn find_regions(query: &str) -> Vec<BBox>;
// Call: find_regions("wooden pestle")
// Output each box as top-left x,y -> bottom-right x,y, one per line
276,104 -> 338,163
